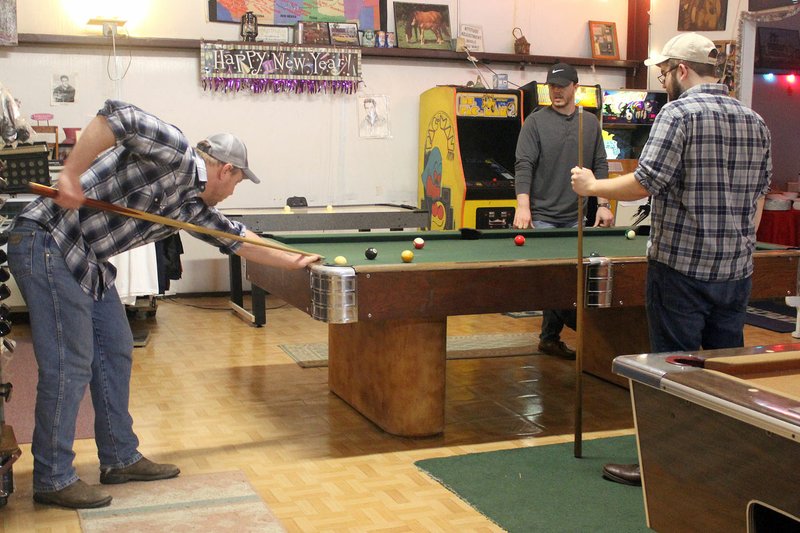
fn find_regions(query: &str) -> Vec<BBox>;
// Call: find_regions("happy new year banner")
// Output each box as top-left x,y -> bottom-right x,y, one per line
201,41 -> 361,94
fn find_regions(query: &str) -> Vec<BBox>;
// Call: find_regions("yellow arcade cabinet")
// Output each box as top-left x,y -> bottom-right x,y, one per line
418,86 -> 523,231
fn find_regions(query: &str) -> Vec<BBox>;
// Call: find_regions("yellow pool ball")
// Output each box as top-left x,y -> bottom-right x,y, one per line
401,250 -> 414,263
333,255 -> 348,265
626,230 -> 636,240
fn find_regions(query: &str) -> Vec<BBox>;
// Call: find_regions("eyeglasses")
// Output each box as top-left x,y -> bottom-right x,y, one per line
658,65 -> 680,85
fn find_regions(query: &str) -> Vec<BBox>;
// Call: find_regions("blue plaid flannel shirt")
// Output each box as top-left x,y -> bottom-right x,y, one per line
19,100 -> 246,299
634,84 -> 772,281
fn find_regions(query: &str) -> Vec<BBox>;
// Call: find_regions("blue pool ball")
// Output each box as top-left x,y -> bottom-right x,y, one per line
365,247 -> 378,260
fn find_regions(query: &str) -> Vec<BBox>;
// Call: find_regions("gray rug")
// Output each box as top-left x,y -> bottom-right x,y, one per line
280,333 -> 539,368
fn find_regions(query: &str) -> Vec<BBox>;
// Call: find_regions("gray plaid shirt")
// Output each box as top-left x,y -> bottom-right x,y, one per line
19,100 -> 246,299
634,84 -> 771,281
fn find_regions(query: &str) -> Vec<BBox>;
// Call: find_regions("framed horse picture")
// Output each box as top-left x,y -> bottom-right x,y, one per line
393,2 -> 452,50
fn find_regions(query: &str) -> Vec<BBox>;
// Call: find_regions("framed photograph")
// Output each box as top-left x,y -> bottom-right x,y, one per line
295,21 -> 330,45
714,39 -> 738,94
360,29 -> 376,47
588,21 -> 619,60
393,2 -> 452,50
329,22 -> 360,45
756,27 -> 800,69
678,0 -> 728,31
260,24 -> 291,43
749,0 -> 800,10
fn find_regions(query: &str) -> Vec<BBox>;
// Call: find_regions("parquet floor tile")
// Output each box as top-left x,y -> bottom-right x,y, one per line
1,294 -> 791,532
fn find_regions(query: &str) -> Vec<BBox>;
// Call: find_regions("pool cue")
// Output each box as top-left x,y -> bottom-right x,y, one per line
28,183 -> 318,258
574,106 -> 585,458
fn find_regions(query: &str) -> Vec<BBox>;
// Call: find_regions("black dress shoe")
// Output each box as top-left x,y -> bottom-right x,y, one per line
602,463 -> 641,486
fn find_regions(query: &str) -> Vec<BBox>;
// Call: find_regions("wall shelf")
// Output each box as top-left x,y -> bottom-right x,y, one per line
17,33 -> 640,74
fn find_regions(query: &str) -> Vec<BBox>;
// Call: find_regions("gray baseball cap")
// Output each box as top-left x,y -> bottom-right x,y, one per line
199,132 -> 260,184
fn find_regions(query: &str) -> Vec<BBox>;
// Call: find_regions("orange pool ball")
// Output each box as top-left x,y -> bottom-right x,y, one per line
514,235 -> 526,246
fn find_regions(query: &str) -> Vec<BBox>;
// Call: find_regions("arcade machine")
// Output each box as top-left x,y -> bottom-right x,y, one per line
601,88 -> 667,226
418,86 -> 522,231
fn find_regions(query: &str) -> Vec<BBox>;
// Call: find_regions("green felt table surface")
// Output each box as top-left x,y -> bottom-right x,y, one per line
266,227 -> 649,266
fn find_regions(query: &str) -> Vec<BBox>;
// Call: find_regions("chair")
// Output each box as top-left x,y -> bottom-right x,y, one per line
31,126 -> 59,161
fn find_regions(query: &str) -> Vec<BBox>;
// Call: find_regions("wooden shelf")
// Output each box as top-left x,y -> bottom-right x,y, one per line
18,33 -> 640,73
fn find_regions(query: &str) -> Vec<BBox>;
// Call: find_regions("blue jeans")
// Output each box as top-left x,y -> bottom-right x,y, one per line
7,219 -> 141,492
646,260 -> 751,352
534,220 -> 579,342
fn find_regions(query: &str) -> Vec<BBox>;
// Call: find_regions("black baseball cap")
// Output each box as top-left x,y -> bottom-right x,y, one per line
546,63 -> 578,87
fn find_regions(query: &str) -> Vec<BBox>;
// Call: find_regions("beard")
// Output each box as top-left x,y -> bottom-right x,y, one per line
666,76 -> 683,101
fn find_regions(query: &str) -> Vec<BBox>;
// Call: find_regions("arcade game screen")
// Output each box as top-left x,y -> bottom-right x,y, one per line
602,89 -> 667,125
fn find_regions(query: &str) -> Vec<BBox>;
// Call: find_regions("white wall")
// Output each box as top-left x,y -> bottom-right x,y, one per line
4,0 -> 633,293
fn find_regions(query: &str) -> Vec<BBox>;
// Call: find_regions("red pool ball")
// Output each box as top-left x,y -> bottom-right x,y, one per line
514,235 -> 525,246
413,237 -> 425,249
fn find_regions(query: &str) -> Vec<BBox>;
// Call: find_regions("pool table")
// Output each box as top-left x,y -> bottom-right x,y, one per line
613,346 -> 800,533
246,227 -> 799,437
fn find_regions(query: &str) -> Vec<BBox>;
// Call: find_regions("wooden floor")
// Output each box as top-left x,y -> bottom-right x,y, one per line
1,295 -> 793,532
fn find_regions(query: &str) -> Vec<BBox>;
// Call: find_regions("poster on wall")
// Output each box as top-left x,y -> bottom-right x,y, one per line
358,95 -> 391,138
208,0 -> 382,31
0,0 -> 17,46
678,0 -> 728,31
51,73 -> 77,105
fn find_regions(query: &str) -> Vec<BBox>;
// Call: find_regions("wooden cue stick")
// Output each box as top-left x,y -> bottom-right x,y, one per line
28,183 -> 318,257
574,106 -> 585,458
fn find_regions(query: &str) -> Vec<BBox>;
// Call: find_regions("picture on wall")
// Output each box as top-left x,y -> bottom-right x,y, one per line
588,21 -> 620,60
329,22 -> 360,45
359,95 -> 391,139
0,0 -> 17,46
393,2 -> 452,50
208,0 -> 382,30
51,73 -> 77,105
678,0 -> 728,31
714,40 -> 738,94
756,26 -> 800,69
749,0 -> 800,10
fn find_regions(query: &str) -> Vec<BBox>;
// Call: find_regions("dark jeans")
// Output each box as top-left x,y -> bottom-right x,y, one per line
646,260 -> 752,352
540,309 -> 577,343
534,219 -> 579,343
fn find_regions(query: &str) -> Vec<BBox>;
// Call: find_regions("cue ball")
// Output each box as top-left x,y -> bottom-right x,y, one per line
283,205 -> 292,213
413,237 -> 425,249
626,230 -> 636,240
365,247 -> 378,260
401,250 -> 414,263
514,235 -> 526,246
333,255 -> 348,265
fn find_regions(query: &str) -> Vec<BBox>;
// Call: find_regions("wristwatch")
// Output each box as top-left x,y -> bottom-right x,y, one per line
597,202 -> 611,209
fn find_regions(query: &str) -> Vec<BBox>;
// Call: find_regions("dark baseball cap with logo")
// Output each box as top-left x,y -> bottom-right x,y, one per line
197,132 -> 260,184
546,63 -> 579,87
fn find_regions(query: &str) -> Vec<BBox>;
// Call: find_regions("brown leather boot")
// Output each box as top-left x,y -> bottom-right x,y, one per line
100,457 -> 180,485
537,339 -> 576,359
33,480 -> 112,508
